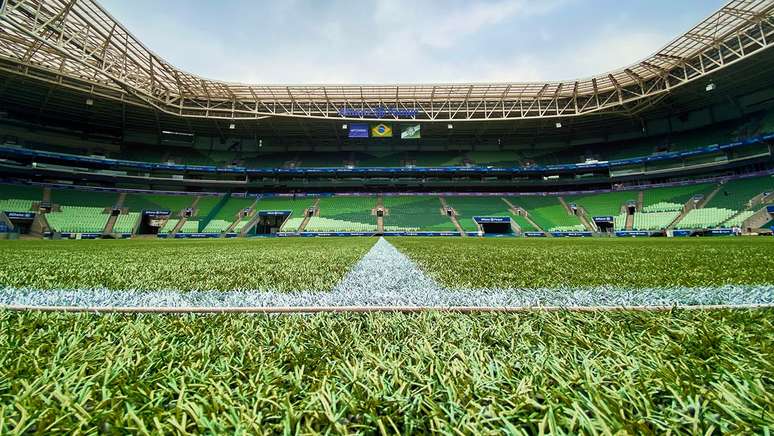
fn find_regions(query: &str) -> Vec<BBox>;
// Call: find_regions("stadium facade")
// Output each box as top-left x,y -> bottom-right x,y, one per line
0,0 -> 773,238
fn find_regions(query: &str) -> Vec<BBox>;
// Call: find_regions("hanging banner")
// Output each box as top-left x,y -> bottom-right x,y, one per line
401,124 -> 421,139
371,124 -> 393,138
348,123 -> 369,138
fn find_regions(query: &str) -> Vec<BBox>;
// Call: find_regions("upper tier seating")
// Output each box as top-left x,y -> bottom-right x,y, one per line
305,197 -> 376,232
52,189 -> 117,208
444,196 -> 512,232
507,196 -> 585,232
641,184 -> 716,212
706,176 -> 774,211
201,196 -> 256,233
511,214 -> 537,232
566,191 -> 637,217
281,217 -> 305,232
383,196 -> 457,232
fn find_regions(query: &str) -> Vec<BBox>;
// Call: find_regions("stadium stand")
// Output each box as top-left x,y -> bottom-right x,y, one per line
630,211 -> 681,231
305,197 -> 377,232
382,196 -> 458,232
0,185 -> 42,213
52,189 -> 118,208
507,196 -> 585,232
676,208 -> 737,229
177,220 -> 200,234
159,219 -> 179,234
46,206 -> 109,233
642,184 -> 715,212
113,212 -> 140,233
444,197 -> 512,232
200,195 -> 256,233
706,176 -> 774,210
45,189 -> 117,233
566,191 -> 636,217
122,193 -> 197,214
511,214 -> 538,232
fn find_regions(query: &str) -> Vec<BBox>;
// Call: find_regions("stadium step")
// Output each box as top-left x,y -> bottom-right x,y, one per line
234,197 -> 262,236
102,213 -> 118,235
697,184 -> 723,209
42,187 -> 51,203
637,191 -> 644,211
744,207 -> 774,231
625,213 -> 634,231
0,212 -> 14,232
170,217 -> 187,235
559,197 -> 595,232
375,194 -> 384,233
115,193 -> 127,209
501,198 -> 546,233
297,198 -> 320,232
439,196 -> 466,237
31,213 -> 49,236
667,196 -> 701,230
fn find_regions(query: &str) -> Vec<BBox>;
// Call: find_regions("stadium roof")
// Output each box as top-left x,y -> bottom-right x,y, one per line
0,0 -> 773,123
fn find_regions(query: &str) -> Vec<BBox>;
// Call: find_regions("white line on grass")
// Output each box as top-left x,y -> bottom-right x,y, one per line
1,238 -> 774,311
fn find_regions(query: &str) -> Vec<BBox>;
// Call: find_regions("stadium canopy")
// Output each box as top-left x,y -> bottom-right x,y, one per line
0,0 -> 773,123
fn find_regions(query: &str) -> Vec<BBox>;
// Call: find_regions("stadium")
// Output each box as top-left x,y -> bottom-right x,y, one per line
1,0 -> 774,432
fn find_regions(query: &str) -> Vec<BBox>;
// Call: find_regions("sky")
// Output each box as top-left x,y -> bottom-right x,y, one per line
100,0 -> 727,85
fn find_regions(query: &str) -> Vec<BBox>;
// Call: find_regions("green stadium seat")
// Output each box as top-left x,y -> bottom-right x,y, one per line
383,196 -> 457,232
46,206 -> 109,233
113,212 -> 140,233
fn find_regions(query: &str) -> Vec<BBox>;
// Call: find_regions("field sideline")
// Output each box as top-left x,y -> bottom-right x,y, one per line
1,237 -> 773,311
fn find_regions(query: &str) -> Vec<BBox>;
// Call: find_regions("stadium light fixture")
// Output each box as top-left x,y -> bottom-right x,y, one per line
342,124 -> 348,130
228,123 -> 235,130
705,82 -> 716,92
555,122 -> 562,129
85,98 -> 94,106
447,124 -> 453,130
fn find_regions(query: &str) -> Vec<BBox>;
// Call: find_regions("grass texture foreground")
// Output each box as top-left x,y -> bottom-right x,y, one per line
1,309 -> 773,433
0,238 -> 375,292
390,237 -> 774,289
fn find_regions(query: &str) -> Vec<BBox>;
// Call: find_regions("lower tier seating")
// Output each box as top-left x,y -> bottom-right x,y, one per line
178,220 -> 200,233
631,211 -> 680,231
676,208 -> 737,229
382,196 -> 457,232
159,219 -> 179,234
723,211 -> 755,228
281,217 -> 305,232
202,219 -> 233,233
304,217 -> 376,232
508,196 -> 585,232
46,207 -> 109,233
0,199 -> 35,212
113,212 -> 140,233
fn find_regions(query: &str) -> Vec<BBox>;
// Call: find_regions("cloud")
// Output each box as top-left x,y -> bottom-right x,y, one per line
99,0 -> 713,85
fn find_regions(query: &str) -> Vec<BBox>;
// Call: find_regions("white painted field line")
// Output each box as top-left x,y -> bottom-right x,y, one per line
1,238 -> 774,312
3,304 -> 774,314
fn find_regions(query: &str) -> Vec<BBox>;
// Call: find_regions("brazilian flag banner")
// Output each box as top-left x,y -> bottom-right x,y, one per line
371,123 -> 393,138
401,124 -> 421,139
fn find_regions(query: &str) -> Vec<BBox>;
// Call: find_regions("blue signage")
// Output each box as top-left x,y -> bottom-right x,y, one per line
143,210 -> 171,217
473,216 -> 511,224
523,232 -> 547,237
593,216 -> 615,223
767,205 -> 774,214
258,210 -> 291,216
672,230 -> 693,237
338,106 -> 419,118
615,231 -> 651,237
348,123 -> 370,138
551,231 -> 593,237
4,211 -> 35,219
